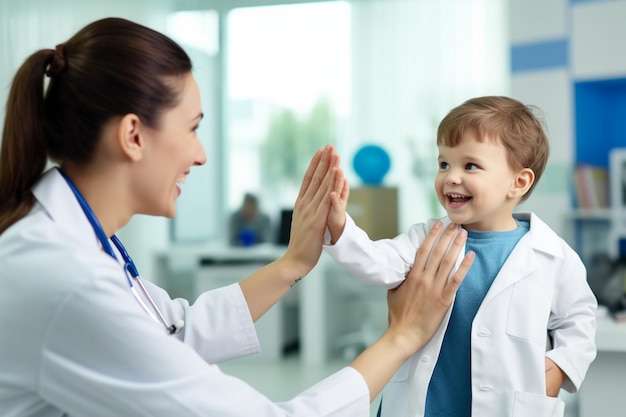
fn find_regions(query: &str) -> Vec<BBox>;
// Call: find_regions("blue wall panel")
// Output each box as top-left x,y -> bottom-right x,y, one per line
511,39 -> 568,73
575,78 -> 626,167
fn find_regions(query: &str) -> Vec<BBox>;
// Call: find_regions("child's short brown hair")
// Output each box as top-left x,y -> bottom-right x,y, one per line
436,96 -> 549,202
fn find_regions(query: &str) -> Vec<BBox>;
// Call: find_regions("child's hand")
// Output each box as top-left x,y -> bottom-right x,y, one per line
327,174 -> 349,245
545,357 -> 566,397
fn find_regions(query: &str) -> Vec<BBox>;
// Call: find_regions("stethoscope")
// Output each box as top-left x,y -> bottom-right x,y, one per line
59,169 -> 184,335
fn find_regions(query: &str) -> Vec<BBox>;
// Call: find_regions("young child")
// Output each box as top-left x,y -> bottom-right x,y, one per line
324,96 -> 597,417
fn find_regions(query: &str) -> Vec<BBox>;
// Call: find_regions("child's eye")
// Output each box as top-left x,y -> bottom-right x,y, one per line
439,161 -> 449,170
466,163 -> 478,170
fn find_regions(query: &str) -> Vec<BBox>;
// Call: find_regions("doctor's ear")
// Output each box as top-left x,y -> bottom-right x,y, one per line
116,113 -> 145,162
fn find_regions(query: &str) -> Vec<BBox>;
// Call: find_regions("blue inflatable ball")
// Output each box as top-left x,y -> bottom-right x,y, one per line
352,145 -> 391,185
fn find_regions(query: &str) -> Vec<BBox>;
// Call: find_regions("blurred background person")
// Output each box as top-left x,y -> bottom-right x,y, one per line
229,193 -> 271,246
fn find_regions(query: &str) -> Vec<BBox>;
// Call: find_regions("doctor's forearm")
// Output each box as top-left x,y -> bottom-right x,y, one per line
350,330 -> 416,402
238,258 -> 304,322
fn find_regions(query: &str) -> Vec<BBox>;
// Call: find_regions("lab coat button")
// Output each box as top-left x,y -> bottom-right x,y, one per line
479,384 -> 493,391
420,355 -> 431,363
477,329 -> 492,337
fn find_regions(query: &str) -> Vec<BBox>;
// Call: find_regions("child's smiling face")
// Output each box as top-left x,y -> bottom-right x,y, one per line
435,135 -> 523,232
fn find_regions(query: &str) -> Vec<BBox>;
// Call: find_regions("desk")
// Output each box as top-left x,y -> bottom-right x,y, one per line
153,244 -> 334,365
152,244 -> 286,299
578,316 -> 626,417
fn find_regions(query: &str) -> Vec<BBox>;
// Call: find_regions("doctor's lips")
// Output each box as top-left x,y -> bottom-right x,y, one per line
177,172 -> 189,186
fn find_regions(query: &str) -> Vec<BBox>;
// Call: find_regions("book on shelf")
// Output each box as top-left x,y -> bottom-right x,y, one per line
574,164 -> 609,209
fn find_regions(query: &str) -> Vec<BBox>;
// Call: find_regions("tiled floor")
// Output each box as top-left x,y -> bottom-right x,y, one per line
219,354 -> 579,417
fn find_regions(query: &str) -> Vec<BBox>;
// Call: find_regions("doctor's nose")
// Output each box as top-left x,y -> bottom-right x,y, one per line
195,140 -> 207,166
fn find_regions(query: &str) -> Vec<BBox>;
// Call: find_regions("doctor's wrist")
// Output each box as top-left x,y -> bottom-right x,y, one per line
272,257 -> 310,289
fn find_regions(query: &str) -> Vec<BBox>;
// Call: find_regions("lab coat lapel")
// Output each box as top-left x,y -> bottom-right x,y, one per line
481,236 -> 536,305
480,212 -> 563,306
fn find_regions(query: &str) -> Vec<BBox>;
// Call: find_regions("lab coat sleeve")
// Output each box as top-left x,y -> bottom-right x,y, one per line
323,213 -> 427,288
40,259 -> 371,417
546,243 -> 598,393
141,279 -> 261,363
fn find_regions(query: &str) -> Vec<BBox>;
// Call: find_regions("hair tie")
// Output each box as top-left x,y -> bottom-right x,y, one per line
46,43 -> 66,78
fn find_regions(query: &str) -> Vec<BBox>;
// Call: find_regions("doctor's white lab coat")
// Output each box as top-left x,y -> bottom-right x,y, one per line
0,168 -> 370,417
324,213 -> 597,417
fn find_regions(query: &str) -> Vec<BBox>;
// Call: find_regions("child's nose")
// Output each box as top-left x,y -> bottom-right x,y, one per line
445,169 -> 462,185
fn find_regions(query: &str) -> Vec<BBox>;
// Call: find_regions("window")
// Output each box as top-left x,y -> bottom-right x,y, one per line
166,10 -> 221,242
225,2 -> 351,241
168,0 -> 509,243
224,0 -> 509,239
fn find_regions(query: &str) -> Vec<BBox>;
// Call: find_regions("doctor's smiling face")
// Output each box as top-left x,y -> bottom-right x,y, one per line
133,72 -> 207,218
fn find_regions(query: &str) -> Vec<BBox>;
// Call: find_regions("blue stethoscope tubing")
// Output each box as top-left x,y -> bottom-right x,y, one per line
59,169 -> 182,334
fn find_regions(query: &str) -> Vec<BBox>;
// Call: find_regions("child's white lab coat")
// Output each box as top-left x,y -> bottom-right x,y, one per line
324,213 -> 597,417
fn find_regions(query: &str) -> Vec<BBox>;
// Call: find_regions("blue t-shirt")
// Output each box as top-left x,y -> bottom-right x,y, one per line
423,220 -> 529,417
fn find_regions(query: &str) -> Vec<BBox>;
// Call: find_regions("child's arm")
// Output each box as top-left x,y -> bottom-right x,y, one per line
545,245 -> 597,393
327,170 -> 349,244
545,357 -> 566,397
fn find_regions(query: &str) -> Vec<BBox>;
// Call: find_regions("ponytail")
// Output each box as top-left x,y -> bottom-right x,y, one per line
0,49 -> 52,235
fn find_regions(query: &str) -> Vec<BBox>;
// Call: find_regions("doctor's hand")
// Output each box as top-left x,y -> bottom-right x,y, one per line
386,221 -> 474,355
284,144 -> 345,278
545,357 -> 566,397
240,145 -> 344,322
350,221 -> 474,401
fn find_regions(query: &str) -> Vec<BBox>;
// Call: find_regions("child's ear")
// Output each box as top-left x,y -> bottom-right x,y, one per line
117,113 -> 144,162
509,168 -> 535,199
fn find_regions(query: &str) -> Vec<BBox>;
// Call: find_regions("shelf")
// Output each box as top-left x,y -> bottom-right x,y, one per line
567,208 -> 611,220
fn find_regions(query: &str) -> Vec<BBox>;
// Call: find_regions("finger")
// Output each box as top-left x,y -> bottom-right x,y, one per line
302,146 -> 336,208
297,145 -> 335,204
307,153 -> 341,218
441,250 -> 474,302
296,147 -> 324,201
411,221 -> 444,273
433,226 -> 466,283
424,222 -> 462,275
332,160 -> 345,196
436,226 -> 466,274
338,176 -> 349,204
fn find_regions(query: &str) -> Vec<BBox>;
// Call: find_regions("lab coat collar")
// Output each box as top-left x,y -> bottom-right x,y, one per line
481,211 -> 564,304
430,212 -> 562,258
514,211 -> 564,259
32,167 -> 102,252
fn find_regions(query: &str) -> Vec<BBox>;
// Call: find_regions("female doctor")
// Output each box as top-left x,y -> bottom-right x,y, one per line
0,17 -> 474,417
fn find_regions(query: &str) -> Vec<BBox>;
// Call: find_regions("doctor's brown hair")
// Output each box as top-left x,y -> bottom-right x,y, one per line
437,96 -> 550,202
0,17 -> 192,235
